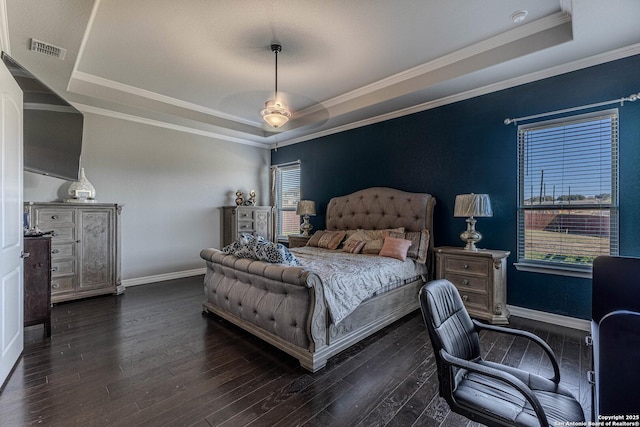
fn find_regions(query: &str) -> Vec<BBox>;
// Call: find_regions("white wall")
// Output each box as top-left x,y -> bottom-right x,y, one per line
24,113 -> 270,281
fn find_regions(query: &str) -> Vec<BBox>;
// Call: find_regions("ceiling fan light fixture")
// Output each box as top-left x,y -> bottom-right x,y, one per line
261,99 -> 291,128
261,43 -> 291,128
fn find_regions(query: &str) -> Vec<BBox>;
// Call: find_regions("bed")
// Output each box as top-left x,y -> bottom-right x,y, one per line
200,187 -> 436,372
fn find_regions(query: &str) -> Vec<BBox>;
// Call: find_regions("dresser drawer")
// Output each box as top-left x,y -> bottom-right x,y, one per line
51,242 -> 74,259
52,259 -> 75,276
51,277 -> 74,294
237,210 -> 253,221
36,209 -> 74,225
50,226 -> 76,242
237,220 -> 254,233
445,256 -> 488,275
447,273 -> 488,291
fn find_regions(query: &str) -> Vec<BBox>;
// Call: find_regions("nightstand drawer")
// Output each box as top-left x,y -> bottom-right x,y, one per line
447,273 -> 488,291
458,290 -> 489,312
445,256 -> 487,275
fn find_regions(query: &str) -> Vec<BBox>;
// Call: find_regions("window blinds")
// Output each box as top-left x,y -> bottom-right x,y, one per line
517,110 -> 618,266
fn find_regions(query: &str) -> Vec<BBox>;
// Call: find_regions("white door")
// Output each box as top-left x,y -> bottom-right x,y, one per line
0,58 -> 24,387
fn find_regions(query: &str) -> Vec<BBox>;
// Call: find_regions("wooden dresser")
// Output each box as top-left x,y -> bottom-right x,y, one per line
25,202 -> 123,303
23,235 -> 52,336
435,246 -> 510,324
222,206 -> 274,246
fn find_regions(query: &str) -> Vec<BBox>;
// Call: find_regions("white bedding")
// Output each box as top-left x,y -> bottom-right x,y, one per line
291,246 -> 428,324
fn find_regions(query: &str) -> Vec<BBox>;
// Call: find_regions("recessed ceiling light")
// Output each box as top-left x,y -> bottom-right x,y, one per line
511,10 -> 528,23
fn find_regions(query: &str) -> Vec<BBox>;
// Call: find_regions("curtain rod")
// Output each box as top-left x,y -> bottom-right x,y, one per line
271,159 -> 300,168
504,91 -> 640,125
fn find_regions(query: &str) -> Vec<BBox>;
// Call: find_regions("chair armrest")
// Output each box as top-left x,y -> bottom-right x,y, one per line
440,349 -> 549,427
473,319 -> 561,384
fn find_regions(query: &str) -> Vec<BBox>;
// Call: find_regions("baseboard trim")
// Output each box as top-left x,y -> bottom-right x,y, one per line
507,305 -> 590,332
122,268 -> 206,288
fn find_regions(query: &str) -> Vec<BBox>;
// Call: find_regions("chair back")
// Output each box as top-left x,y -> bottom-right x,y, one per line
419,280 -> 480,394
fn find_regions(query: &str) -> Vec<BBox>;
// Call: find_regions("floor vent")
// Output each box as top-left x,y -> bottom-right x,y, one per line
30,38 -> 66,60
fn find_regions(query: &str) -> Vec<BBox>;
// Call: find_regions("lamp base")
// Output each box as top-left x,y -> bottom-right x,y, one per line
460,216 -> 482,251
300,215 -> 313,236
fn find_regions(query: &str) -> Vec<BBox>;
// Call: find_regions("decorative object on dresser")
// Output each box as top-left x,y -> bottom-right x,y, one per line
454,193 -> 492,251
23,235 -> 52,337
221,205 -> 274,246
24,202 -> 123,303
435,246 -> 509,324
234,190 -> 244,206
296,200 -> 316,236
288,234 -> 311,248
65,168 -> 97,203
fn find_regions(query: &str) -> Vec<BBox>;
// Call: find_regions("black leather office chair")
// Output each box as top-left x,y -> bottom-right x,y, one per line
419,279 -> 585,427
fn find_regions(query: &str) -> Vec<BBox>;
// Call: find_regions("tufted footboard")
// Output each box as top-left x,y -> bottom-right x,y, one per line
200,248 -> 330,371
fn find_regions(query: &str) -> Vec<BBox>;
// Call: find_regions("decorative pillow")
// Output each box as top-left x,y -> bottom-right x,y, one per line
359,228 -> 406,255
306,230 -> 325,247
362,239 -> 384,255
343,239 -> 366,254
379,237 -> 413,261
405,229 -> 430,264
317,230 -> 346,250
222,234 -> 300,266
360,227 -> 405,240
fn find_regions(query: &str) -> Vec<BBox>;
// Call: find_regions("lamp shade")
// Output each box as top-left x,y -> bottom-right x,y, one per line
296,200 -> 316,216
454,194 -> 492,218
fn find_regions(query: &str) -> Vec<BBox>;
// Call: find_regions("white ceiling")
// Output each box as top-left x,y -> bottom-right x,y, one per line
3,0 -> 640,149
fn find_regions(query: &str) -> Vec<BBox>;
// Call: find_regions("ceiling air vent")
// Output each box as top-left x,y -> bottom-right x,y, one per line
30,38 -> 66,60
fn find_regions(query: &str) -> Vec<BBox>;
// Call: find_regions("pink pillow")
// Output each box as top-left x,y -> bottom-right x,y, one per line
379,237 -> 412,261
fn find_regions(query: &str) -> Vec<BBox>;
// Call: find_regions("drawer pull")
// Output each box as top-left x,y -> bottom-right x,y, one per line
51,266 -> 59,272
462,295 -> 469,302
51,215 -> 59,220
52,283 -> 60,289
462,279 -> 469,286
463,264 -> 469,269
51,249 -> 59,254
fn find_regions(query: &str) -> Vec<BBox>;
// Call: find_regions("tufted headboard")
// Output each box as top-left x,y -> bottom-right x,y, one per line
325,187 -> 436,236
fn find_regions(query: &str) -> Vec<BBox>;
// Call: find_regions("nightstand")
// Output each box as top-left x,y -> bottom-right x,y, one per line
288,234 -> 311,248
435,246 -> 510,324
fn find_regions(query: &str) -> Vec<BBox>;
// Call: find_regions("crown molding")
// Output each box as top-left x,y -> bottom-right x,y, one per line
74,102 -> 269,149
70,71 -> 262,128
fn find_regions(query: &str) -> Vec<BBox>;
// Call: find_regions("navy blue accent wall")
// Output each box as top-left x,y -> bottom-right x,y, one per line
272,54 -> 640,319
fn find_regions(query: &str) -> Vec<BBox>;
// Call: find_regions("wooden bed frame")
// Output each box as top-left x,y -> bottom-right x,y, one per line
201,187 -> 436,372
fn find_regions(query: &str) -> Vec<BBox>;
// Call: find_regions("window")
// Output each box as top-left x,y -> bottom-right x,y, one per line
273,162 -> 301,241
517,110 -> 618,272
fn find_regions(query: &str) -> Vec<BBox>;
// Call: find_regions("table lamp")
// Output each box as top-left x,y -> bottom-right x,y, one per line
296,200 -> 316,236
454,193 -> 492,251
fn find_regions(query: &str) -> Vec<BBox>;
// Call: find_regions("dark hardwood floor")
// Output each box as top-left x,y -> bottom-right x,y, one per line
0,276 -> 592,426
